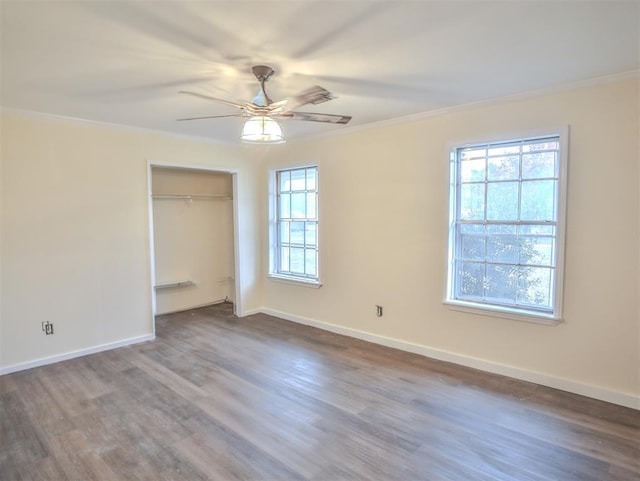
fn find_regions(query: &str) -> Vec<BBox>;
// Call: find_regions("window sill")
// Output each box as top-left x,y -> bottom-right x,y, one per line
443,299 -> 561,326
268,274 -> 323,289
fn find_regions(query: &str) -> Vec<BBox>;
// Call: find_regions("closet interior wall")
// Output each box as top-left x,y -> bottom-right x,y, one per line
151,167 -> 235,315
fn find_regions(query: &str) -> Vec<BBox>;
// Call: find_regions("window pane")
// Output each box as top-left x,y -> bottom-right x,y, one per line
460,158 -> 485,182
306,193 -> 317,219
461,230 -> 485,261
521,180 -> 555,221
279,171 -> 291,192
488,143 -> 520,156
280,193 -> 290,219
290,221 -> 304,245
291,193 -> 306,219
519,225 -> 554,236
275,166 -> 319,281
280,247 -> 289,271
485,264 -> 517,305
522,140 -> 559,152
305,222 -> 317,246
457,261 -> 484,299
522,152 -> 556,179
280,221 -> 290,244
460,223 -> 485,235
290,248 -> 305,273
486,182 -> 518,220
306,168 -> 317,190
305,249 -> 317,276
520,236 -> 554,266
460,147 -> 486,160
486,233 -> 519,264
450,136 -> 561,315
486,224 -> 516,235
518,267 -> 552,308
460,183 -> 485,220
487,156 -> 519,181
291,169 -> 306,191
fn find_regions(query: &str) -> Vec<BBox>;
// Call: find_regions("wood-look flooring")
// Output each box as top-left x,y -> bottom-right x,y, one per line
1,302 -> 638,480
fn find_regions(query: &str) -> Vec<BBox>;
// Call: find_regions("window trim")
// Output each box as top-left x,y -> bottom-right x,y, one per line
267,272 -> 323,288
268,165 -> 322,287
444,127 -> 569,325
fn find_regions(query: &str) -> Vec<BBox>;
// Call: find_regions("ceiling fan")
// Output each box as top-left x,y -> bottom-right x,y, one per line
177,65 -> 352,127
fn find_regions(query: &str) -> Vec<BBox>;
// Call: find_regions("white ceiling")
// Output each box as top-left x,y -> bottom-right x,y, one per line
2,1 -> 638,144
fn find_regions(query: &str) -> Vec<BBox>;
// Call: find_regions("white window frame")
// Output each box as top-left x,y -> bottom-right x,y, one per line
268,165 -> 322,288
444,128 -> 568,325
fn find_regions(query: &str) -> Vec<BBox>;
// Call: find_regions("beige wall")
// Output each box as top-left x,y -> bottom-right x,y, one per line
262,77 -> 640,402
1,77 -> 638,406
0,113 -> 261,368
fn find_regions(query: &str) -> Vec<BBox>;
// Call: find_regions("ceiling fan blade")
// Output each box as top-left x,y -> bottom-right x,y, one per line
281,86 -> 334,113
177,114 -> 245,121
282,111 -> 352,124
179,90 -> 246,110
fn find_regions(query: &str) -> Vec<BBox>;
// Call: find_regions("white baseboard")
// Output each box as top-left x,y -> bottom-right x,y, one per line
260,308 -> 639,410
0,334 -> 155,375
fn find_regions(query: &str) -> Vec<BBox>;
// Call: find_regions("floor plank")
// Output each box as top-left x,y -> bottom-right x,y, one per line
1,302 -> 638,480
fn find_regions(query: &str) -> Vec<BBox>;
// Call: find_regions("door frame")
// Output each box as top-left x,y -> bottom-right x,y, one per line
146,161 -> 241,334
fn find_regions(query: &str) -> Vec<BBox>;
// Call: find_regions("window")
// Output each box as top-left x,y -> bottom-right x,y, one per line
446,133 -> 567,323
271,166 -> 319,284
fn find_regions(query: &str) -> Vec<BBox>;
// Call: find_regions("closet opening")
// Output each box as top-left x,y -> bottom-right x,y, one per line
147,164 -> 239,330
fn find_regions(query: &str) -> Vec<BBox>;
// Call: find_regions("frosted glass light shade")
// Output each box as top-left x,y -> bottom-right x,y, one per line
240,116 -> 285,144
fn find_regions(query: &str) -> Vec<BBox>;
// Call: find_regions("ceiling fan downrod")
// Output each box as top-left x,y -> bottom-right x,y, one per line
252,65 -> 275,106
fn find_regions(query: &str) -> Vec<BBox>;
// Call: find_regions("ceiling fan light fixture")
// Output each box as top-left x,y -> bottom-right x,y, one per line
240,116 -> 285,144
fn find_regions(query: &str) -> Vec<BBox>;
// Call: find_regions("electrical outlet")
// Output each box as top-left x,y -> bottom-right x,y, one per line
42,321 -> 54,335
376,305 -> 383,317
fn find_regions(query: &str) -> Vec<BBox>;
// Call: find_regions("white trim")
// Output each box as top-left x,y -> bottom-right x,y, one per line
0,107 -> 237,146
231,173 -> 243,316
259,308 -> 639,410
269,164 -> 321,284
3,71 -> 637,147
147,161 -> 243,320
0,334 -> 155,376
444,128 -> 569,323
446,127 -> 569,154
267,274 -> 323,288
146,162 -> 158,327
553,126 -> 570,321
147,160 -> 239,175
444,300 -> 560,325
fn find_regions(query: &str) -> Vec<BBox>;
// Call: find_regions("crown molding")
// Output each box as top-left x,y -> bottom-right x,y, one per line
289,69 -> 640,144
0,107 -> 238,147
2,70 -> 638,147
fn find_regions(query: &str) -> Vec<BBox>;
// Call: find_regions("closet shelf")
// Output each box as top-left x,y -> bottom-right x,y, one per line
154,280 -> 195,290
152,194 -> 231,201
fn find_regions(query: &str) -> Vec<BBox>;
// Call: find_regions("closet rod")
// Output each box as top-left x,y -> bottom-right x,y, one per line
152,194 -> 231,201
154,280 -> 195,289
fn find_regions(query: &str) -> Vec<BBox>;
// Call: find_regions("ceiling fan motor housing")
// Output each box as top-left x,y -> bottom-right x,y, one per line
252,65 -> 275,82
